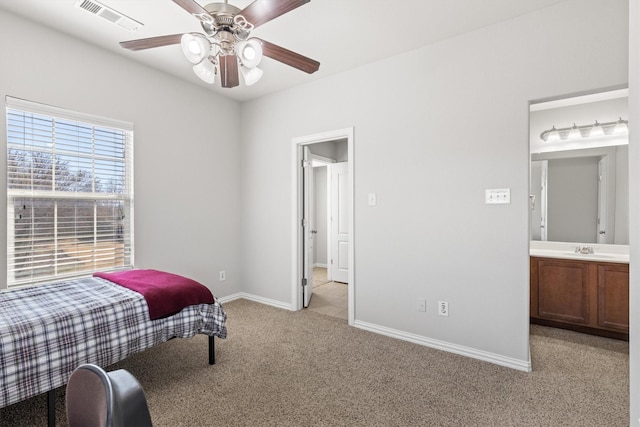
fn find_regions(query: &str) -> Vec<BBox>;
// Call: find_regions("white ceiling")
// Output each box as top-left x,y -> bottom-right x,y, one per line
0,0 -> 568,102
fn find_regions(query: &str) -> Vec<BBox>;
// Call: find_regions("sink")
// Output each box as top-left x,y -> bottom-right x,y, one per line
530,242 -> 629,263
562,252 -> 616,258
555,252 -> 629,262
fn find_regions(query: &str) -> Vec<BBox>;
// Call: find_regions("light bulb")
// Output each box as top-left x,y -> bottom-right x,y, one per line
181,34 -> 210,64
236,39 -> 263,68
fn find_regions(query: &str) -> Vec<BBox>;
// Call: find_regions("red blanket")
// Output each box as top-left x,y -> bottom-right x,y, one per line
94,269 -> 215,320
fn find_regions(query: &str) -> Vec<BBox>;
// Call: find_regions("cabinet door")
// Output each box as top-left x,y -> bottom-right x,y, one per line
598,264 -> 629,332
535,259 -> 590,324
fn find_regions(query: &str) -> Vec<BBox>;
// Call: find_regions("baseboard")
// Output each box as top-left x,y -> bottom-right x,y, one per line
216,295 -> 531,372
313,263 -> 328,269
217,293 -> 293,311
353,319 -> 532,373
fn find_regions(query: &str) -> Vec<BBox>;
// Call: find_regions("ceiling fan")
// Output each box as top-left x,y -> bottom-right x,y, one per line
120,0 -> 320,88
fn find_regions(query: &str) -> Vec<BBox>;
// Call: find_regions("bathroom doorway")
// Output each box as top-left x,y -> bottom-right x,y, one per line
529,88 -> 629,340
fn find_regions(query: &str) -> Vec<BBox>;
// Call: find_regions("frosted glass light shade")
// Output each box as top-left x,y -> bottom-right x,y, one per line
193,59 -> 216,84
181,33 -> 210,64
613,118 -> 628,135
240,66 -> 263,86
567,124 -> 581,140
545,126 -> 560,142
236,39 -> 263,68
590,121 -> 605,138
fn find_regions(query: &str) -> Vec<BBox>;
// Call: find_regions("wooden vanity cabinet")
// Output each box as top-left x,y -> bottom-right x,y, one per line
530,257 -> 629,339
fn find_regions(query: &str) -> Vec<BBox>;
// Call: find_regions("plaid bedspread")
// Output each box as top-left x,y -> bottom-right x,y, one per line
0,276 -> 227,408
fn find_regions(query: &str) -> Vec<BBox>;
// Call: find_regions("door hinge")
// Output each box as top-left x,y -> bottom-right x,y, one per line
302,160 -> 311,167
302,218 -> 308,227
302,278 -> 307,288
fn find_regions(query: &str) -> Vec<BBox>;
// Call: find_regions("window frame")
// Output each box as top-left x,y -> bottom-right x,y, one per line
5,97 -> 134,289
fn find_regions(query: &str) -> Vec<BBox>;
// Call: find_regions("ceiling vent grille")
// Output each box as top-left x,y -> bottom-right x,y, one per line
74,0 -> 143,32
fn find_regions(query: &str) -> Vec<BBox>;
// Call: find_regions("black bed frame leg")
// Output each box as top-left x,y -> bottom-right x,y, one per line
47,389 -> 56,427
208,336 -> 215,365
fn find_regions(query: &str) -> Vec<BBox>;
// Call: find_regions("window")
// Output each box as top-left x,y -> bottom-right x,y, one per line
5,97 -> 133,288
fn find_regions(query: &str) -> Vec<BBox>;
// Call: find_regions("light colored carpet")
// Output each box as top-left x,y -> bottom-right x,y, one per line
0,299 -> 629,426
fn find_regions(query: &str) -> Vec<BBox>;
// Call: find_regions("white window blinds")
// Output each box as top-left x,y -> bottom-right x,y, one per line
5,97 -> 134,288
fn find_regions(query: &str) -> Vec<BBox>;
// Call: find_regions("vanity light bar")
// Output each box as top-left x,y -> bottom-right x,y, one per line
540,118 -> 628,142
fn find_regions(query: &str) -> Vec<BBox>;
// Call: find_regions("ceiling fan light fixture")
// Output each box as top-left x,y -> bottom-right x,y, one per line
119,0 -> 320,89
193,59 -> 216,84
240,66 -> 263,86
237,39 -> 263,69
181,33 -> 210,64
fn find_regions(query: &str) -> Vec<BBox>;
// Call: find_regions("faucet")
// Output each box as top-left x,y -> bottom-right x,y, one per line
574,245 -> 594,254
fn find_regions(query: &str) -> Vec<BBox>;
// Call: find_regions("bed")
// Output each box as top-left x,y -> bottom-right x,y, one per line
0,270 -> 227,426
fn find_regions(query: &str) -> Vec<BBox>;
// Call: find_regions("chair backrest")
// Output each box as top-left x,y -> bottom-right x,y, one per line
66,364 -> 153,427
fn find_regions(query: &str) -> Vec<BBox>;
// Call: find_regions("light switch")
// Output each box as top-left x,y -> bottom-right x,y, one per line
368,193 -> 377,206
485,188 -> 511,205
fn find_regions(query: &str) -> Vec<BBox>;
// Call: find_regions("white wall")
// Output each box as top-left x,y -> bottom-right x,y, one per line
0,10 -> 242,298
239,0 -> 628,366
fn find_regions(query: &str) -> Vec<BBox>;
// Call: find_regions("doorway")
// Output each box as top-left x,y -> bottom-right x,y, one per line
292,128 -> 354,325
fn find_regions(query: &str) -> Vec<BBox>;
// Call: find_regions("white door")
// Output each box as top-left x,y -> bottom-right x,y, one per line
302,147 -> 314,307
539,160 -> 548,241
330,162 -> 349,283
597,156 -> 607,244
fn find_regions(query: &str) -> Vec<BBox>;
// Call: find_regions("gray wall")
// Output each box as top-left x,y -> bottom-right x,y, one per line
0,9 -> 242,297
547,156 -> 599,242
238,0 -> 628,365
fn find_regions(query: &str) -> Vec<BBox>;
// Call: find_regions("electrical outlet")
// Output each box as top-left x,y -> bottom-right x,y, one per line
417,298 -> 426,312
219,271 -> 226,281
438,301 -> 449,317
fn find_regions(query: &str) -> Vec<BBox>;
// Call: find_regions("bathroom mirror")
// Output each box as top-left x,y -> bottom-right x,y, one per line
530,89 -> 629,245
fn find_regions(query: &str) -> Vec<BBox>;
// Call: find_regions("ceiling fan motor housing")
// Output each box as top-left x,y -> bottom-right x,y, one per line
202,3 -> 247,38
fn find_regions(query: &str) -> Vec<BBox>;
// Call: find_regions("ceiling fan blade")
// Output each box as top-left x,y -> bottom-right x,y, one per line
239,0 -> 310,28
120,34 -> 184,51
219,55 -> 240,88
256,38 -> 319,74
172,0 -> 209,17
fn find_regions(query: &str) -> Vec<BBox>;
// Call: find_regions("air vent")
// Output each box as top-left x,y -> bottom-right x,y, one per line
74,0 -> 143,32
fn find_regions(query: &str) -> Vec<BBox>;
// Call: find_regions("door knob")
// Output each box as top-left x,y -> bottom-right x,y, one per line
311,230 -> 318,234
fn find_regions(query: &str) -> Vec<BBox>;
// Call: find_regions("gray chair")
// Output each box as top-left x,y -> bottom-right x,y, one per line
66,364 -> 153,427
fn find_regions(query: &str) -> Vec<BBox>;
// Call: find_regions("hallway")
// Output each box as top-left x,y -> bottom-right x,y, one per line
306,267 -> 348,320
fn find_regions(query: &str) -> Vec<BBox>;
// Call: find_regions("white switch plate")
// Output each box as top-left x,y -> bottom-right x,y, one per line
368,193 -> 377,206
485,188 -> 511,205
